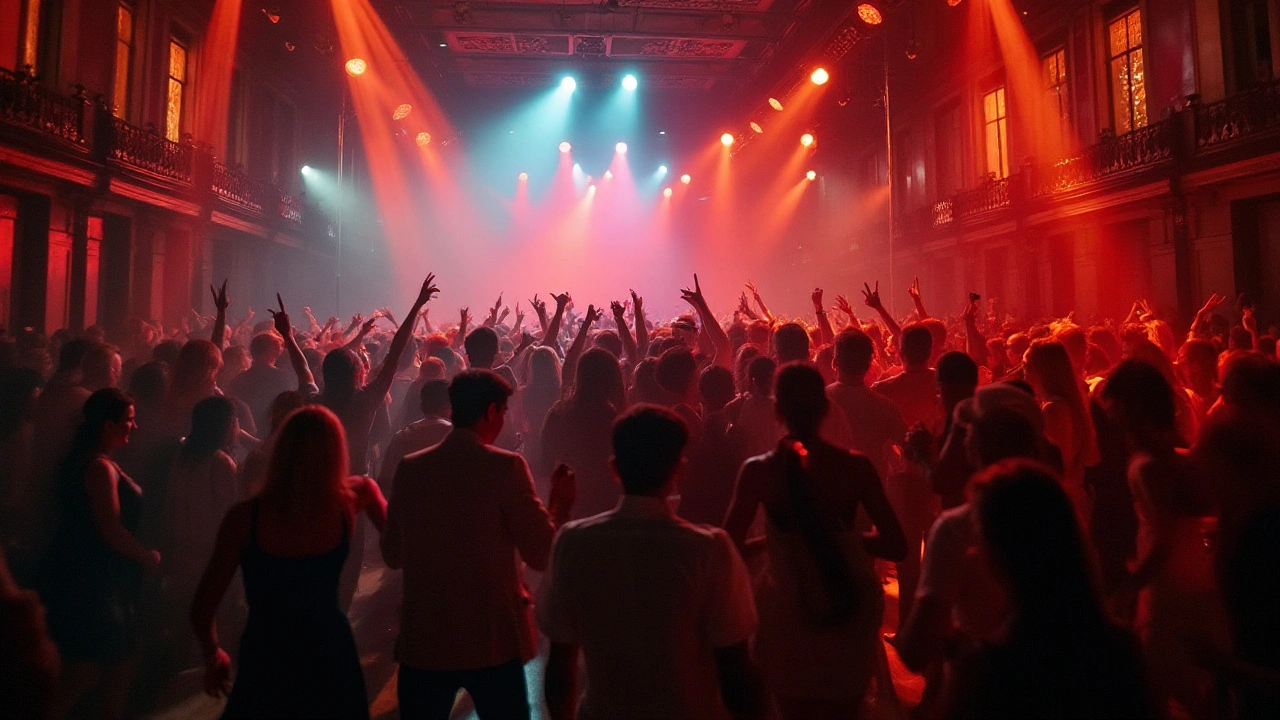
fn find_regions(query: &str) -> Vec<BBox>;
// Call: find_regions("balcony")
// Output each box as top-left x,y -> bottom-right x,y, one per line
894,79 -> 1280,243
0,67 -> 305,228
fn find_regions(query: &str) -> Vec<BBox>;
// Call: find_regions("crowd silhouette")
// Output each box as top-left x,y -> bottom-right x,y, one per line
0,271 -> 1278,720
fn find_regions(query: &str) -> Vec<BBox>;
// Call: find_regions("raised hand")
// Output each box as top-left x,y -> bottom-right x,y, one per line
1242,304 -> 1258,334
908,276 -> 922,301
361,316 -> 378,335
680,274 -> 705,307
630,289 -> 643,313
583,304 -> 601,326
861,281 -> 883,310
551,291 -> 571,308
529,294 -> 546,316
269,293 -> 292,336
416,273 -> 440,306
811,287 -> 824,311
611,300 -> 626,317
835,294 -> 856,319
204,646 -> 233,698
513,303 -> 524,326
738,293 -> 752,314
210,280 -> 229,311
459,307 -> 471,327
961,297 -> 979,324
497,307 -> 510,324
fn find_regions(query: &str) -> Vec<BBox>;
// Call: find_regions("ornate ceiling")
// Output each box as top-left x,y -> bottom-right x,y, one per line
383,0 -> 836,92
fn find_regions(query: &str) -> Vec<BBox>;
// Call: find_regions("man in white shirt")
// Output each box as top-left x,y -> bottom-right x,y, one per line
537,405 -> 765,720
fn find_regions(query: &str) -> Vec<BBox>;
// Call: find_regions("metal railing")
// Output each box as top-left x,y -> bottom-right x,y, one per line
1194,79 -> 1280,151
0,66 -> 88,146
212,162 -> 266,212
107,118 -> 193,183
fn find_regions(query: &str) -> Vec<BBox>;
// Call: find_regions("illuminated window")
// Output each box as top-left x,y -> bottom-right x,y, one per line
1108,9 -> 1147,134
113,4 -> 134,118
1044,48 -> 1068,123
166,38 -> 187,142
982,86 -> 1009,180
20,0 -> 43,70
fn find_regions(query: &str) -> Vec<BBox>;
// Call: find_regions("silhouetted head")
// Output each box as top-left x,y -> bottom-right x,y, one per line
573,347 -> 625,410
774,362 -> 828,439
448,370 -> 512,442
900,323 -> 933,368
464,327 -> 500,369
611,404 -> 688,497
419,378 -> 451,419
773,322 -> 811,364
262,405 -> 353,520
656,346 -> 698,401
699,365 -> 736,412
833,328 -> 874,380
183,395 -> 238,461
250,332 -> 284,364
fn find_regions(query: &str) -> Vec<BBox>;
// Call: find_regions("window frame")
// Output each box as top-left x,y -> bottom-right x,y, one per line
165,34 -> 189,142
112,2 -> 135,119
1107,7 -> 1148,135
981,85 -> 1010,181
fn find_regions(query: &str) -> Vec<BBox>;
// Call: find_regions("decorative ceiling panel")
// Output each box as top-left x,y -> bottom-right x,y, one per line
445,32 -> 572,54
610,37 -> 745,59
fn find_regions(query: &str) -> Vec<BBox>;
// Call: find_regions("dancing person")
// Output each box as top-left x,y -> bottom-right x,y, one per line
538,405 -> 765,720
1024,338 -> 1099,526
825,328 -> 908,482
228,332 -> 294,437
42,389 -> 160,720
942,459 -> 1154,718
381,370 -> 575,720
190,405 -> 386,719
724,363 -> 907,719
542,348 -> 626,519
518,346 -> 561,480
377,379 -> 451,496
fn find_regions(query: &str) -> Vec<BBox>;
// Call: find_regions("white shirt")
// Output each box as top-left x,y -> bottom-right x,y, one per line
537,496 -> 757,720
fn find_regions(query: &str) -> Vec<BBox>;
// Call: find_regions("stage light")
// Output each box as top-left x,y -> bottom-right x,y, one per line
857,3 -> 883,25
561,76 -> 577,92
622,74 -> 638,91
680,173 -> 692,184
800,132 -> 815,147
262,7 -> 281,24
806,170 -> 817,181
415,132 -> 431,147
616,142 -> 628,154
810,67 -> 829,85
300,165 -> 312,176
658,165 -> 668,174
438,43 -> 448,48
750,121 -> 764,134
344,58 -> 367,77
518,172 -> 528,181
559,141 -> 572,153
948,0 -> 963,6
663,187 -> 673,198
604,170 -> 613,180
588,183 -> 596,193
768,97 -> 784,111
393,104 -> 412,121
720,133 -> 735,147
659,131 -> 666,135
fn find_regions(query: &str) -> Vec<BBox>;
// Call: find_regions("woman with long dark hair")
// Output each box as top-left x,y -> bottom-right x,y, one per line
191,405 -> 386,719
42,388 -> 160,720
724,362 -> 907,719
944,459 -> 1154,718
1024,339 -> 1099,526
542,347 -> 627,518
519,346 -> 561,479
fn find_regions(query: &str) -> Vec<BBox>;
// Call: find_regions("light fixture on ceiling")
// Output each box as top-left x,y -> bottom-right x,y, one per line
768,97 -> 784,111
344,58 -> 367,77
261,7 -> 280,24
857,3 -> 883,26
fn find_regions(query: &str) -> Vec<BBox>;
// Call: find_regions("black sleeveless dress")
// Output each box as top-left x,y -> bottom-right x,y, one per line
43,455 -> 145,661
222,500 -> 369,719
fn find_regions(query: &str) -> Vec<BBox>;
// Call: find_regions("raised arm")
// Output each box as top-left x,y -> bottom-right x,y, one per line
483,294 -> 503,328
542,292 -> 571,352
908,277 -> 929,320
861,281 -> 902,338
210,280 -> 229,348
340,315 -> 378,356
812,288 -> 835,346
834,294 -> 857,329
269,295 -> 315,392
562,304 -> 600,386
631,289 -> 650,358
611,300 -> 638,363
368,274 -> 440,400
961,298 -> 989,368
451,308 -> 470,350
530,294 -> 549,337
682,274 -> 733,369
745,280 -> 774,324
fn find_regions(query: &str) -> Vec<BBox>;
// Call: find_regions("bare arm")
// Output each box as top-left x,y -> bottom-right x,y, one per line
723,461 -> 765,553
351,475 -> 387,532
683,274 -> 733,369
542,292 -> 570,352
340,315 -> 378,356
611,301 -> 638,363
85,460 -> 159,567
962,299 -> 989,368
631,289 -> 649,358
269,295 -> 315,391
862,281 -> 902,338
854,455 -> 908,561
368,275 -> 440,401
908,277 -> 929,320
561,305 -> 599,392
812,288 -> 835,346
745,281 -> 774,324
190,503 -> 251,698
210,280 -> 229,348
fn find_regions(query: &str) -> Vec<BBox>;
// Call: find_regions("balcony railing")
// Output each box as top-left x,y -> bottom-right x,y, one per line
107,118 -> 193,184
213,162 -> 266,212
0,67 -> 88,146
954,176 -> 1011,218
1033,118 -> 1174,197
279,193 -> 303,224
1195,80 -> 1280,151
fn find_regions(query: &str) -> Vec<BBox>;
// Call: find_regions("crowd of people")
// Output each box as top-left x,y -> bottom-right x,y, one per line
0,270 -> 1277,720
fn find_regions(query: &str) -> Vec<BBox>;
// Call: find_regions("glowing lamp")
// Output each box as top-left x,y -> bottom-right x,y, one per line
680,174 -> 692,185
806,170 -> 817,181
393,104 -> 412,121
857,4 -> 883,26
518,172 -> 528,181
663,187 -> 673,198
300,165 -> 312,176
622,74 -> 638,91
559,141 -> 572,153
344,58 -> 367,77
720,133 -> 735,147
750,122 -> 764,134
604,170 -> 613,180
768,97 -> 784,111
810,67 -> 829,85
415,132 -> 431,147
588,183 -> 596,193
800,132 -> 815,147
561,76 -> 577,92
658,165 -> 668,174
615,142 -> 628,154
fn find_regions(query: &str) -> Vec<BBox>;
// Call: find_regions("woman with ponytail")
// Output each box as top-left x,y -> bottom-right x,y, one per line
724,362 -> 907,719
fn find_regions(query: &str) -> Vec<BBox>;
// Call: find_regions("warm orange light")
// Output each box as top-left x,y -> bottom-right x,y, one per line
810,67 -> 829,85
749,121 -> 764,134
415,131 -> 430,146
768,97 -> 784,111
663,187 -> 673,198
720,133 -> 735,147
948,0 -> 963,5
518,172 -> 528,181
393,103 -> 412,120
680,173 -> 692,184
344,57 -> 367,76
857,4 -> 883,25
800,132 -> 815,147
559,141 -> 572,153
806,170 -> 817,181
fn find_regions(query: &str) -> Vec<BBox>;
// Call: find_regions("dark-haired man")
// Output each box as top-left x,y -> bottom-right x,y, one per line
228,332 -> 293,434
537,405 -> 764,720
383,369 -> 575,720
